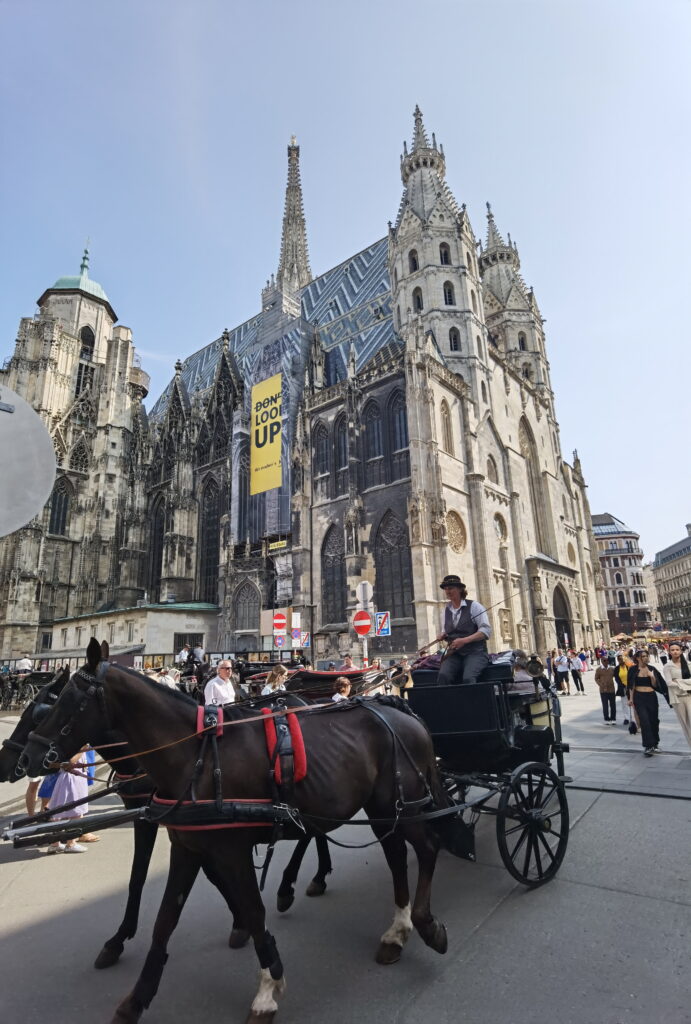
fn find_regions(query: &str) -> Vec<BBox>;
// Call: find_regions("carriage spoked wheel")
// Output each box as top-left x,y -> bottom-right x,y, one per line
496,761 -> 569,887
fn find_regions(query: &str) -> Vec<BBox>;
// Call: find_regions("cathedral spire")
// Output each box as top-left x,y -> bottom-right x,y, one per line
400,105 -> 446,186
485,203 -> 508,250
276,136 -> 312,295
412,105 -> 430,151
80,247 -> 90,275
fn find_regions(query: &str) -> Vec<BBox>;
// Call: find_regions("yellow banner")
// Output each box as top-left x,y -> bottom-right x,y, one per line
250,372 -> 282,495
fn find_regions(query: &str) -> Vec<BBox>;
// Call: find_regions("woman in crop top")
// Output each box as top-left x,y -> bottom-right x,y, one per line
626,650 -> 670,757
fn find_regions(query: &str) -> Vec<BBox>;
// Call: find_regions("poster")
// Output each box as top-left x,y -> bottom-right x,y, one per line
250,372 -> 282,495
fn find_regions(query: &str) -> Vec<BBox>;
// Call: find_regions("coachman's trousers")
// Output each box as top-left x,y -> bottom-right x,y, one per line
436,649 -> 489,686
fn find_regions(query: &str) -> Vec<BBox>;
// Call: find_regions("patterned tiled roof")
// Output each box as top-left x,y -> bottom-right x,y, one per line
149,237 -> 395,420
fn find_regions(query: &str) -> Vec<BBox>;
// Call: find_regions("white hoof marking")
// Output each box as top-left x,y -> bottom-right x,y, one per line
380,902 -> 413,948
251,968 -> 286,1015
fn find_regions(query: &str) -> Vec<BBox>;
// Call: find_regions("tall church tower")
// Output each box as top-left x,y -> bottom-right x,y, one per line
388,107 -> 490,406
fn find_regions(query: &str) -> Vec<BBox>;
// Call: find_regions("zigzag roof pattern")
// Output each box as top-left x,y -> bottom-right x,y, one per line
149,237 -> 397,420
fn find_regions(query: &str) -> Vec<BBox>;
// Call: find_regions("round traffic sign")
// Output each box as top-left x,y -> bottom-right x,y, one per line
353,610 -> 372,636
273,613 -> 287,632
274,635 -> 286,648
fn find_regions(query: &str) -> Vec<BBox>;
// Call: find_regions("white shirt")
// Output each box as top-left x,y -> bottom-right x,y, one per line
157,672 -> 178,689
332,692 -> 348,702
440,600 -> 492,639
203,675 -> 236,705
261,682 -> 286,696
555,655 -> 569,671
16,658 -> 33,672
176,649 -> 190,664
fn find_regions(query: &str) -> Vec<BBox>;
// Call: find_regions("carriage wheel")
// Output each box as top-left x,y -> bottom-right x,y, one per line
17,683 -> 36,710
496,761 -> 569,887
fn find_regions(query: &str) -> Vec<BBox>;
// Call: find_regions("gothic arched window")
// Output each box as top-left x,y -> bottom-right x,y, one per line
449,327 -> 460,352
79,325 -> 95,361
443,281 -> 455,306
234,580 -> 260,632
389,390 -> 410,481
237,445 -> 250,543
313,421 -> 329,500
440,400 -> 454,456
198,478 -> 220,603
476,335 -> 483,358
196,424 -> 212,466
439,243 -> 451,266
471,289 -> 478,314
487,454 -> 498,484
374,511 -> 414,619
69,439 -> 90,473
412,287 -> 423,312
149,497 -> 166,603
518,332 -> 527,351
363,402 -> 384,488
618,590 -> 626,607
466,251 -> 474,273
408,249 -> 419,273
48,478 -> 70,536
481,381 -> 488,403
614,572 -> 623,585
321,526 -> 346,624
334,415 -> 348,495
213,415 -> 229,461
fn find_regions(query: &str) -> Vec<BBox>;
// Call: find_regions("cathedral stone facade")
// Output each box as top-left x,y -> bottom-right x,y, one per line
0,109 -> 607,662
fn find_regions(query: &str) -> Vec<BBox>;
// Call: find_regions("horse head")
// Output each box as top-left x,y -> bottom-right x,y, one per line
0,665 -> 70,781
18,638 -> 112,777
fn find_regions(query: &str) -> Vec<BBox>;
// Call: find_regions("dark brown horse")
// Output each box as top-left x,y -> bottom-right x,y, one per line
2,662 -> 332,968
21,639 -> 448,1024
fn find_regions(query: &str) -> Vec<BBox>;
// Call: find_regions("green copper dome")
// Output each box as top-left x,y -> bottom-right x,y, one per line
50,249 -> 109,303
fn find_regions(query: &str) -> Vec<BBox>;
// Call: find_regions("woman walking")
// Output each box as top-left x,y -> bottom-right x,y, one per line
627,650 -> 670,757
663,642 -> 691,749
614,653 -> 630,725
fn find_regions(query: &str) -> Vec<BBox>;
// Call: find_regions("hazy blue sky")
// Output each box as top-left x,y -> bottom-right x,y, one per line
2,0 -> 690,559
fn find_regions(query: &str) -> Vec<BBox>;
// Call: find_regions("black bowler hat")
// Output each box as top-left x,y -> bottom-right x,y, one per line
440,574 -> 465,590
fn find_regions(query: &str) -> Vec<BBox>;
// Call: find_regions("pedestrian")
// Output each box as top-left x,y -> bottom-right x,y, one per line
554,649 -> 570,694
175,643 -> 191,666
331,676 -> 352,702
545,650 -> 554,683
578,647 -> 589,672
569,650 -> 586,694
338,653 -> 356,670
626,650 -> 670,757
435,575 -> 491,685
662,642 -> 691,749
261,663 -> 289,696
659,644 -> 668,666
614,654 -> 630,725
594,658 -> 617,725
45,746 -> 92,854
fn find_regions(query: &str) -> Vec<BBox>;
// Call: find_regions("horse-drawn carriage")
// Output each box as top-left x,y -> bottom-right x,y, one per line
407,659 -> 570,886
0,669 -> 54,712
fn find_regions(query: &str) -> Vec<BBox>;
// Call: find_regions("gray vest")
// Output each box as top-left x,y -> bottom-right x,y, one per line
444,601 -> 487,655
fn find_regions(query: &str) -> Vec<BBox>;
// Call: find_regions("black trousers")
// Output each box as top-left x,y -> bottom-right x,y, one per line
436,648 -> 489,686
571,669 -> 584,693
633,691 -> 660,749
555,670 -> 569,691
600,692 -> 616,721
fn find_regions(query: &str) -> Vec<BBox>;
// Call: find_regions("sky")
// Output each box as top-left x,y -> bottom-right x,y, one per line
1,0 -> 690,559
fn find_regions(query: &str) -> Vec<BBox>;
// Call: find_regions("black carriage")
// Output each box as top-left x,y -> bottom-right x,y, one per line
408,662 -> 570,887
0,670 -> 54,712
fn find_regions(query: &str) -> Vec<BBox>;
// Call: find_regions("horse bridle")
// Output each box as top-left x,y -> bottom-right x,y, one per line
22,662 -> 111,773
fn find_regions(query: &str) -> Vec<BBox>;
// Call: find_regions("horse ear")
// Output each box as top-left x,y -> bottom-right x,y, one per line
86,637 -> 102,670
101,640 -> 110,660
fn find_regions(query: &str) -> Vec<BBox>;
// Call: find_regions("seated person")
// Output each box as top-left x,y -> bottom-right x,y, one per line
332,677 -> 352,702
435,575 -> 491,685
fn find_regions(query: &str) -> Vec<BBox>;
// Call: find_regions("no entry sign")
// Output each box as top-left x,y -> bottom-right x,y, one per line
353,610 -> 372,636
273,612 -> 287,634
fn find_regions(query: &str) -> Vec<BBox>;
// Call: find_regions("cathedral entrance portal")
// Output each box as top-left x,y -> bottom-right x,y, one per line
553,586 -> 573,649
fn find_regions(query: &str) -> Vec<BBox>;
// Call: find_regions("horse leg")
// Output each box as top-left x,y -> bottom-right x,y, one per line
95,817 -> 159,968
201,859 -> 251,949
406,823 -> 447,955
305,832 -> 332,897
221,844 -> 286,1024
276,835 -> 309,912
111,843 -> 201,1024
370,826 -> 413,966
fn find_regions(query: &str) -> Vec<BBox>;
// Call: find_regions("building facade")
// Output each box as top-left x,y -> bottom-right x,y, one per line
0,108 -> 606,662
591,513 -> 651,635
653,525 -> 691,631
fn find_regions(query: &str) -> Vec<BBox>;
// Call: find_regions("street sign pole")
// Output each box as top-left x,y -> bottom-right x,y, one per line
362,634 -> 368,668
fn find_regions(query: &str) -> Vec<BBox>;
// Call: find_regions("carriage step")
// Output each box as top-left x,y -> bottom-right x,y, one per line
558,775 -> 573,784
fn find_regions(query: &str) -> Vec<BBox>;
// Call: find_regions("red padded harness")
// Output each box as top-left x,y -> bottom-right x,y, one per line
261,708 -> 307,783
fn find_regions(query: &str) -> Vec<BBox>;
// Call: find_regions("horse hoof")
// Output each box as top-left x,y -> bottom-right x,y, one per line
229,928 -> 251,949
419,919 -> 448,955
375,941 -> 402,965
276,891 -> 295,913
94,943 -> 124,969
245,1014 -> 276,1024
305,879 -> 327,897
110,995 -> 143,1024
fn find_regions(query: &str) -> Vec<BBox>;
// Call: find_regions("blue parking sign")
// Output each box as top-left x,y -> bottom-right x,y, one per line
375,611 -> 391,636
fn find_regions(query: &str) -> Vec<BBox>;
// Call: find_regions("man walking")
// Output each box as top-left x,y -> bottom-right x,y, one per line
594,658 -> 617,724
435,575 -> 491,685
